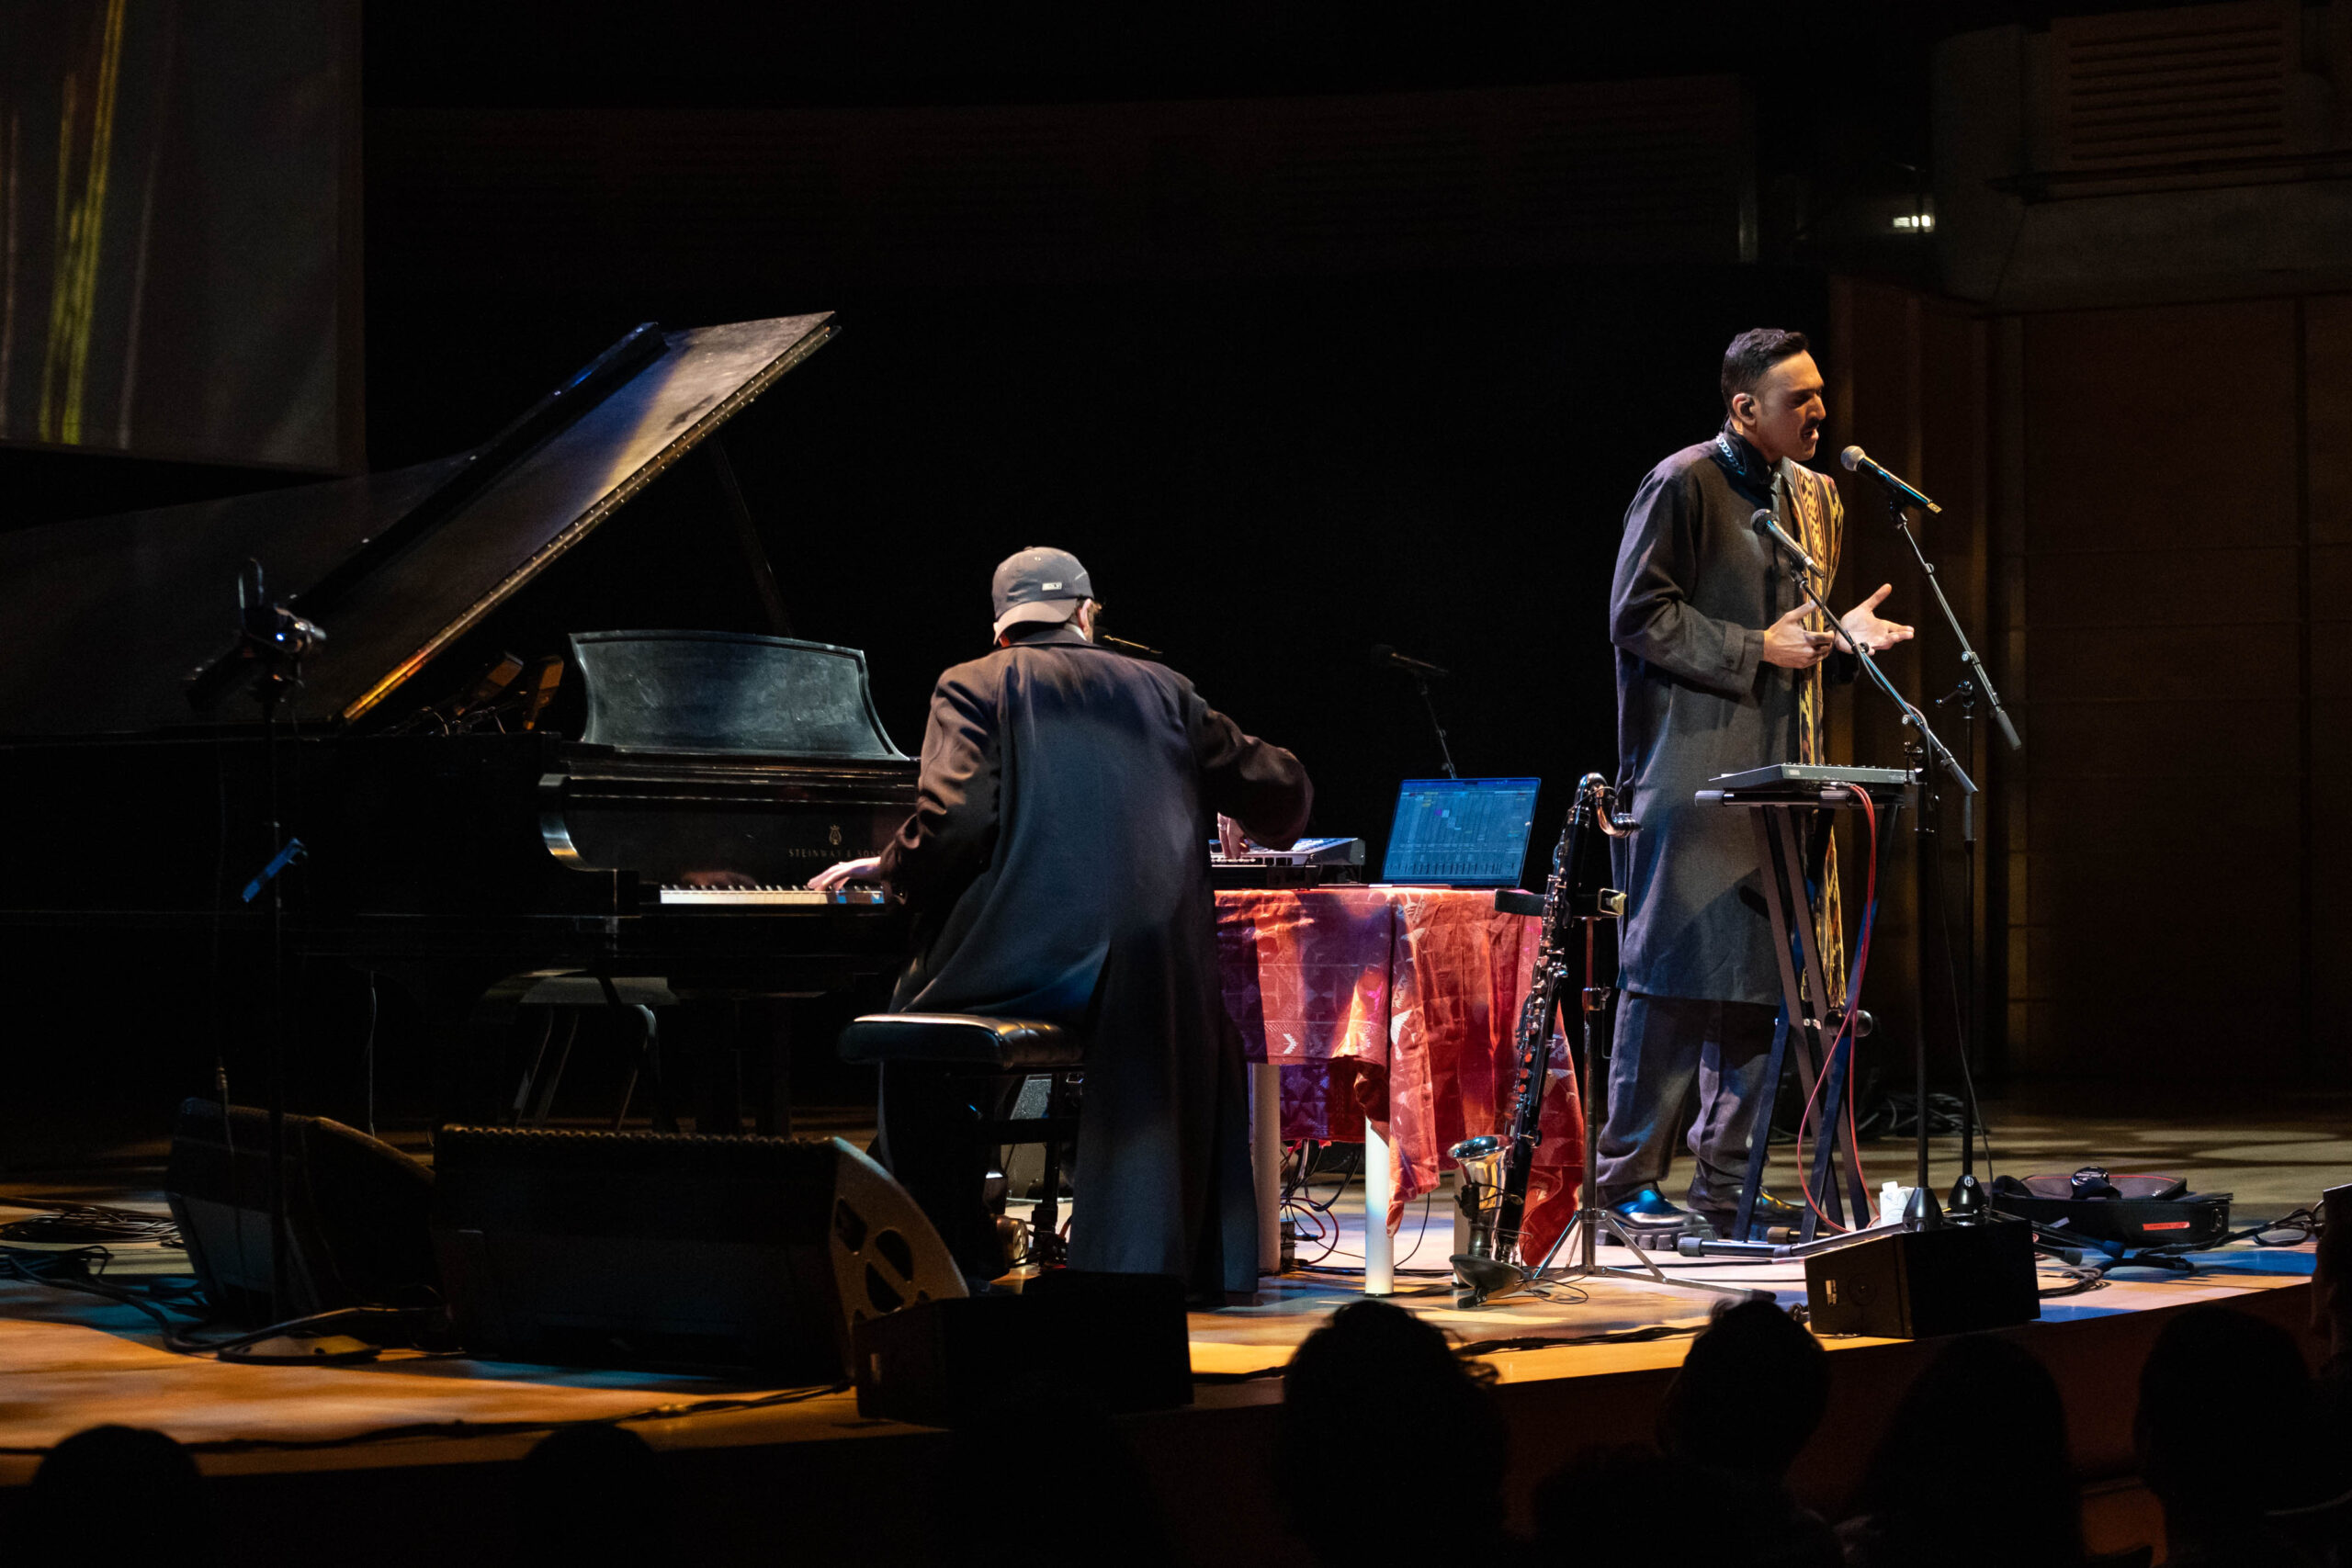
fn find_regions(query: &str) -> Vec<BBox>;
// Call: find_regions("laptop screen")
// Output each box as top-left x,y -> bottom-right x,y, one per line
1380,777 -> 1542,887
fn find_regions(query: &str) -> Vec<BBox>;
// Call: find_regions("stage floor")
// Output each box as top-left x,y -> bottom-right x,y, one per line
0,1101 -> 2334,1564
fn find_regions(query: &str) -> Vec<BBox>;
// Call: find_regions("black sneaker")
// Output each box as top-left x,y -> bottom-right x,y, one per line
1693,1190 -> 1804,1241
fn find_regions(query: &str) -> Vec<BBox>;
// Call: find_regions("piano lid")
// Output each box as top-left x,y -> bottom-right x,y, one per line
0,315 -> 833,738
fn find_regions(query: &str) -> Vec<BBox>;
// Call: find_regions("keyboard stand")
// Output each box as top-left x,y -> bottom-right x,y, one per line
1697,781 -> 1906,1244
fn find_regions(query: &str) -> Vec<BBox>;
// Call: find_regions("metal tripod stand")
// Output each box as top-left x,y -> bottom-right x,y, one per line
1449,777 -> 1762,1308
1521,912 -> 1759,1302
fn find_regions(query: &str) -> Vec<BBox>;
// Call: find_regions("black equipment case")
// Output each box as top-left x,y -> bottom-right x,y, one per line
1987,1168 -> 2232,1252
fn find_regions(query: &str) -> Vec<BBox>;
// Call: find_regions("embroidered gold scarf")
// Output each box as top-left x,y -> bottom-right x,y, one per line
1783,464 -> 1847,1006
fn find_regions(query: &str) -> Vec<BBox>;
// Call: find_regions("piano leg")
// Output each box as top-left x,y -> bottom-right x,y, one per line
674,998 -> 793,1137
684,999 -> 744,1136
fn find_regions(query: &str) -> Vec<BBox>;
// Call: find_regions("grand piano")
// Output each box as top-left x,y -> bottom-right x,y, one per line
0,316 -> 917,1131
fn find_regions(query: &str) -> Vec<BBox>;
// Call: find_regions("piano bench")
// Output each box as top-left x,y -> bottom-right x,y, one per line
838,1014 -> 1084,1283
836,1013 -> 1083,1071
508,975 -> 679,1134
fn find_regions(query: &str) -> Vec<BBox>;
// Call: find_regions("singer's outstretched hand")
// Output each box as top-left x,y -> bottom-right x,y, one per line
1838,584 -> 1915,656
1762,603 -> 1838,669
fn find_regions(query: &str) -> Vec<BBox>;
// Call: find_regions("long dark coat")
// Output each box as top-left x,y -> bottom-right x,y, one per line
1609,429 -> 1849,1005
876,625 -> 1312,1297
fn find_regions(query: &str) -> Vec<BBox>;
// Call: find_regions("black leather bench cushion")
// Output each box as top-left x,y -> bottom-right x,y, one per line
837,1013 -> 1082,1069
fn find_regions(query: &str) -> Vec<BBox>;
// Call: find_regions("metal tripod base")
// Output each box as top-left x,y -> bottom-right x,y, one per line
1530,1203 -> 1764,1302
1676,1216 -> 1908,1262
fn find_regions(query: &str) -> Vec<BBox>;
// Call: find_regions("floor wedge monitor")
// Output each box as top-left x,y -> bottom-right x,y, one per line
430,1128 -> 965,1378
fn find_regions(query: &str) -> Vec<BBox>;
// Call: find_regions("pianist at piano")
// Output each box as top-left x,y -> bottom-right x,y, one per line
811,547 -> 1313,1305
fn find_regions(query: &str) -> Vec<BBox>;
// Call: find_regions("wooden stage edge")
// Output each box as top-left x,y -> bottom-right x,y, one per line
0,1247 -> 2315,1564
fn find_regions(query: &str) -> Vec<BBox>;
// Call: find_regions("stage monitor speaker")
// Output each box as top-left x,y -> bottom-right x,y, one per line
1804,1217 -> 2039,1338
164,1098 -> 440,1327
430,1128 -> 965,1379
853,1269 -> 1193,1427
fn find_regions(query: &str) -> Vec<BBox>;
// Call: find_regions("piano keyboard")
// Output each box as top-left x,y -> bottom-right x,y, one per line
655,885 -> 890,908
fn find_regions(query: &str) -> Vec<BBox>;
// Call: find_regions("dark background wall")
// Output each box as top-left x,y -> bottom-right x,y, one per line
1838,281 -> 2352,1088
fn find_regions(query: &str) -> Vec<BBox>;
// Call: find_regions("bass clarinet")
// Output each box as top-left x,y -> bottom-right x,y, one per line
1448,772 -> 1634,1305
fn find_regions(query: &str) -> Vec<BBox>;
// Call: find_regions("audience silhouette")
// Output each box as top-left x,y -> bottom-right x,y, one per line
518,1423 -> 673,1567
1659,1297 -> 1830,1483
1533,1298 -> 1838,1568
924,1392 -> 1180,1568
1838,1334 -> 2086,1568
1280,1298 -> 1511,1563
22,1425 -> 217,1563
1657,1297 -> 1841,1564
2135,1304 -> 2328,1568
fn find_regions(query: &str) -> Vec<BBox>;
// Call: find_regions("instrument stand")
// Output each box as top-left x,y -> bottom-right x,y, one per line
202,562 -> 353,1358
1701,779 -> 1904,1247
1905,755 -> 1934,1194
1780,550 -> 1981,1223
1720,543 -> 1977,1245
1931,680 -> 1983,1188
1412,671 -> 1459,781
1888,476 -> 2022,1201
1511,919 -> 1759,1303
1450,777 -> 1759,1310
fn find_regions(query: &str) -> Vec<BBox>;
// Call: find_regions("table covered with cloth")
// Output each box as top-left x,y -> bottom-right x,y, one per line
1214,886 -> 1585,1265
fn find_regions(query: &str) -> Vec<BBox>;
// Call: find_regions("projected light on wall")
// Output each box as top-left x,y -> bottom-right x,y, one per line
0,0 -> 359,471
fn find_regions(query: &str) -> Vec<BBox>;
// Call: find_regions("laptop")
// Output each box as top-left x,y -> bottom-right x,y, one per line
1379,777 -> 1542,887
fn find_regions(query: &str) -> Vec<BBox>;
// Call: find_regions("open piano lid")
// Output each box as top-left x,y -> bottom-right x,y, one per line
0,315 -> 833,738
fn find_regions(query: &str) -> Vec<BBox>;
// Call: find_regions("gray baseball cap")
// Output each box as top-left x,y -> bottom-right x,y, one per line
989,546 -> 1094,638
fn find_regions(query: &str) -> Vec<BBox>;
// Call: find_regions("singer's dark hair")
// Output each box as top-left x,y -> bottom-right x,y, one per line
1721,328 -> 1810,412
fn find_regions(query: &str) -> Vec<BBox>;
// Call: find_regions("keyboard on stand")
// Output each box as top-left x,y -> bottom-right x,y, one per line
1699,762 -> 1915,807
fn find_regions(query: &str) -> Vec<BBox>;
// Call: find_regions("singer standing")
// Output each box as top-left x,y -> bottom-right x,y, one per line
1599,329 -> 1913,1240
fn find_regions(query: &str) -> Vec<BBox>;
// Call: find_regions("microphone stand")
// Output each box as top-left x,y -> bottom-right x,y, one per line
1372,648 -> 1459,779
1888,495 -> 2021,770
1762,536 -> 1975,1198
1884,491 -> 2018,1203
193,563 -> 348,1361
1414,671 -> 1458,781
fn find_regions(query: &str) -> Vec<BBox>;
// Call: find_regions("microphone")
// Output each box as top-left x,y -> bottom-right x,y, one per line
1839,446 -> 1942,514
1751,509 -> 1820,576
1370,644 -> 1450,680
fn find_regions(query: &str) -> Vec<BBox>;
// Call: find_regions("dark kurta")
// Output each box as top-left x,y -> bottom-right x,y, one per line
876,625 -> 1312,1297
1609,433 -> 1847,1005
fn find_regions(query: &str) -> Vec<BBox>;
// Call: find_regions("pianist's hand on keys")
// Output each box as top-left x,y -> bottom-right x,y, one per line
810,856 -> 884,892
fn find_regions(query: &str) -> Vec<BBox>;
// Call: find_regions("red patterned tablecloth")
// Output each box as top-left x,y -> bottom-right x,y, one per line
1215,886 -> 1586,1261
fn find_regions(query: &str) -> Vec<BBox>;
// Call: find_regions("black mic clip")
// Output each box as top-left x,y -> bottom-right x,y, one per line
1751,509 -> 1821,577
1839,446 -> 1942,515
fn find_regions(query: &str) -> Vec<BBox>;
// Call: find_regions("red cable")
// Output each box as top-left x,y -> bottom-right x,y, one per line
1791,1030 -> 1843,1231
1843,787 -> 1880,1219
